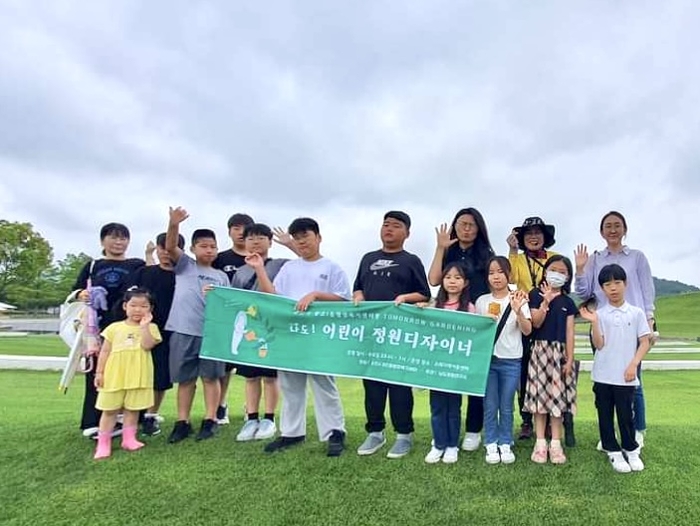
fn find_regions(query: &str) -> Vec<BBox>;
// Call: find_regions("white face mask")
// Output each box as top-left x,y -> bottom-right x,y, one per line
546,270 -> 568,289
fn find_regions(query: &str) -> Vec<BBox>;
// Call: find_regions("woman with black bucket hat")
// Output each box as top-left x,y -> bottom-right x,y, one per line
507,217 -> 570,443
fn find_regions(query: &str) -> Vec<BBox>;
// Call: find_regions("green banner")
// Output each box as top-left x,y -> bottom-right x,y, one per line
201,288 -> 497,395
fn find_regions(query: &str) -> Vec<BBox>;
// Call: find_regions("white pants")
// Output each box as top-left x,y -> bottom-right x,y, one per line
278,371 -> 346,440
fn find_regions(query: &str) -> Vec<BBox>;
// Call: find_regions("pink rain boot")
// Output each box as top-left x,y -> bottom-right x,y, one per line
121,426 -> 145,451
93,431 -> 112,460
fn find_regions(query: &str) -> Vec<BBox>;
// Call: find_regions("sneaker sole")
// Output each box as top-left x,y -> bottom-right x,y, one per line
485,457 -> 501,465
236,435 -> 257,442
357,440 -> 387,456
461,444 -> 480,452
442,456 -> 458,464
386,449 -> 411,459
253,431 -> 276,440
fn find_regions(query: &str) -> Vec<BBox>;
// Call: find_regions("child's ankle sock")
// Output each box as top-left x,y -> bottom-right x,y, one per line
121,426 -> 145,451
264,413 -> 275,422
94,431 -> 112,460
248,412 -> 260,422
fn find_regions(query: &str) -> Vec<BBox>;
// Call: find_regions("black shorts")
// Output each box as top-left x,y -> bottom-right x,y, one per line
235,364 -> 277,379
225,362 -> 236,373
152,331 -> 173,391
169,333 -> 226,383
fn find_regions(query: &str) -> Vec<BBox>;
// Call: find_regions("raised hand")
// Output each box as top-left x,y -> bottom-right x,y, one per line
574,244 -> 589,272
539,282 -> 559,304
435,223 -> 458,250
578,305 -> 597,323
509,289 -> 528,311
507,230 -> 519,250
140,312 -> 153,326
272,227 -> 294,247
169,206 -> 189,225
245,252 -> 265,269
145,241 -> 156,256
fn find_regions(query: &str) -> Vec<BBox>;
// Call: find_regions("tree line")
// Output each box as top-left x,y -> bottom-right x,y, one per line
0,220 -> 90,310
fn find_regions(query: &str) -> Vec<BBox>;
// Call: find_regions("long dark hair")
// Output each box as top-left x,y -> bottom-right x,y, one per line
447,207 -> 494,260
486,256 -> 511,288
435,262 -> 472,311
538,255 -> 573,295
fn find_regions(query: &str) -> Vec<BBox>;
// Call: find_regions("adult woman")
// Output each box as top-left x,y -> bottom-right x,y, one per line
73,223 -> 147,438
506,217 -> 560,441
574,211 -> 655,447
428,207 -> 494,452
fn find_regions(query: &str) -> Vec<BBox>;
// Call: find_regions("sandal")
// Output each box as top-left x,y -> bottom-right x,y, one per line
549,444 -> 567,464
530,444 -> 548,464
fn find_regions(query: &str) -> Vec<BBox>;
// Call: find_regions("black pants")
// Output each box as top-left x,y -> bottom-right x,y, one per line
80,368 -> 102,429
593,382 -> 638,452
465,395 -> 483,433
518,341 -> 532,424
363,379 -> 414,434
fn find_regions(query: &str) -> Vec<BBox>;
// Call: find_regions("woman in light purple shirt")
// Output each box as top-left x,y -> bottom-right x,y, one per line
574,211 -> 656,446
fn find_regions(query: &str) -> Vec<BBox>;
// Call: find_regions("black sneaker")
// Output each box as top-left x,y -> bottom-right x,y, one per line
168,420 -> 193,444
518,422 -> 533,440
195,419 -> 219,441
141,416 -> 161,437
263,435 -> 305,453
327,430 -> 345,457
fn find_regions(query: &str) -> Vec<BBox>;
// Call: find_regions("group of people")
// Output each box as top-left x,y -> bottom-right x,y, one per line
71,206 -> 656,474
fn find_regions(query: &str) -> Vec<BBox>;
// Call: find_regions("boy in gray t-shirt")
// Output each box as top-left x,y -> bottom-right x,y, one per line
164,206 -> 230,443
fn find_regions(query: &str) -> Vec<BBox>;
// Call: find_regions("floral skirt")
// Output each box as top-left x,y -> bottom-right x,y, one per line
523,340 -> 577,417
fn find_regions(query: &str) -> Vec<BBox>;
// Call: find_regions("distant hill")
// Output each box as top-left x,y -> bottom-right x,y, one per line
654,277 -> 700,297
655,292 -> 700,339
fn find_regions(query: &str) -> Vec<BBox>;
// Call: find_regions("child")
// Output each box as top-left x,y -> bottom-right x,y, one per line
249,217 -> 348,457
73,223 -> 147,438
476,257 -> 532,465
353,211 -> 431,459
420,263 -> 475,464
506,216 -> 558,441
165,207 -> 230,443
524,255 -> 577,464
128,233 -> 185,436
93,288 -> 162,459
230,223 -> 289,442
213,213 -> 255,424
579,263 -> 650,473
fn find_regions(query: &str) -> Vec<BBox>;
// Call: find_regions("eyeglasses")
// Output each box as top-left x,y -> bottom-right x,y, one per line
455,221 -> 477,231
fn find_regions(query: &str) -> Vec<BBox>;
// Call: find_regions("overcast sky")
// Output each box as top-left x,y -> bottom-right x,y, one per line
1,1 -> 699,287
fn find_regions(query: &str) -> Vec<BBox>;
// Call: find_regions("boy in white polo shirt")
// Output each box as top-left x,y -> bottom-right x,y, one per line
579,263 -> 650,473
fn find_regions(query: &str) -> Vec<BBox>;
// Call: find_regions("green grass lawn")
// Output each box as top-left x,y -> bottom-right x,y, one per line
2,371 -> 700,526
655,292 -> 700,340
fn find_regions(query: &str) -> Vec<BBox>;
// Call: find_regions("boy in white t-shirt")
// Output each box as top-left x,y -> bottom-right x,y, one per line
248,217 -> 349,457
579,263 -> 650,474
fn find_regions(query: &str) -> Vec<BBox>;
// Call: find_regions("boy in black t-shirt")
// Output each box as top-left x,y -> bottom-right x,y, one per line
129,232 -> 185,436
353,211 -> 431,459
213,213 -> 255,424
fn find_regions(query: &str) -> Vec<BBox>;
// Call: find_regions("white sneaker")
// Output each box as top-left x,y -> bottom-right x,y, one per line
442,447 -> 459,464
608,451 -> 632,473
236,419 -> 259,441
462,432 -> 481,452
635,430 -> 645,449
254,418 -> 276,440
485,443 -> 500,464
624,448 -> 645,472
596,441 -> 607,452
82,426 -> 99,438
424,446 -> 444,464
499,444 -> 516,464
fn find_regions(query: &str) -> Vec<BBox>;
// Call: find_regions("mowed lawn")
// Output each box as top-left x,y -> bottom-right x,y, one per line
2,371 -> 700,526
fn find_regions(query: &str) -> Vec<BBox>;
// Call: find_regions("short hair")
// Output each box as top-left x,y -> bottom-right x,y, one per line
243,223 -> 273,239
598,263 -> 627,286
383,210 -> 411,230
100,222 -> 130,240
227,213 -> 255,229
599,211 -> 627,233
486,256 -> 511,282
156,232 -> 185,249
288,217 -> 319,236
192,229 -> 217,245
123,286 -> 153,306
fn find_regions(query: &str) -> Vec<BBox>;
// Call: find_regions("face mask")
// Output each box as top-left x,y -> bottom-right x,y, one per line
546,270 -> 568,288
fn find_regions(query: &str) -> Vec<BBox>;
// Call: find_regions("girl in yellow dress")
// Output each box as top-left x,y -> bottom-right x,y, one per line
94,288 -> 162,459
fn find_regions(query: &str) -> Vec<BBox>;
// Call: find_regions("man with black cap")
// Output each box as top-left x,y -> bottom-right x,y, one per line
353,211 -> 431,459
